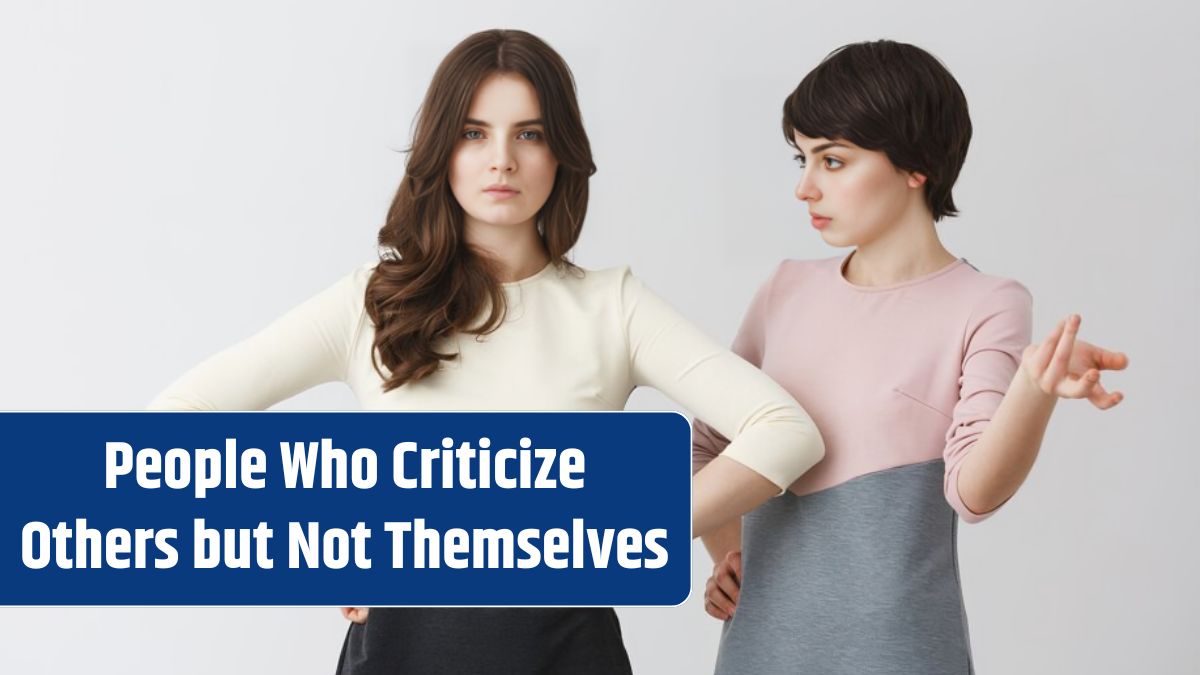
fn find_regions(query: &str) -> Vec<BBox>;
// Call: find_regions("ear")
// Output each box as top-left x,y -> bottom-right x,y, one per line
906,172 -> 928,189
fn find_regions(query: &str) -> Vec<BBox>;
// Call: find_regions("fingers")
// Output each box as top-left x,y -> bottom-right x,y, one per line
340,607 -> 369,624
1041,314 -> 1080,390
1075,339 -> 1129,373
704,596 -> 733,620
1098,349 -> 1130,372
704,603 -> 731,621
704,576 -> 736,620
1087,382 -> 1125,410
715,565 -> 740,605
1030,317 -> 1127,404
1028,318 -> 1067,380
705,552 -> 744,621
1059,368 -> 1101,399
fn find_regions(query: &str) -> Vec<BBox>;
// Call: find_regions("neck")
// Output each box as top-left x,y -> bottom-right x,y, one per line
843,206 -> 957,287
465,218 -> 550,283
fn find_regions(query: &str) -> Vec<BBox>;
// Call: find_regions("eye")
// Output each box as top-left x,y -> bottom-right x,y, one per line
518,129 -> 544,141
463,129 -> 484,140
824,156 -> 844,169
794,154 -> 807,169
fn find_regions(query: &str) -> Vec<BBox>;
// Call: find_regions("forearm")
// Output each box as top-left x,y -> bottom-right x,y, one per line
700,518 -> 742,564
956,368 -> 1058,515
692,456 -> 779,538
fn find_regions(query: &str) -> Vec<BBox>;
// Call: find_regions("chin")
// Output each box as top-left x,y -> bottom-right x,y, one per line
473,213 -> 538,229
817,230 -> 858,248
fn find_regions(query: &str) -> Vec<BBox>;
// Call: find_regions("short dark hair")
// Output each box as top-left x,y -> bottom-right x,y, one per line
783,40 -> 972,221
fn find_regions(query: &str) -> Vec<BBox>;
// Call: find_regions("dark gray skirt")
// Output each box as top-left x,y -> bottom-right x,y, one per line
336,607 -> 632,674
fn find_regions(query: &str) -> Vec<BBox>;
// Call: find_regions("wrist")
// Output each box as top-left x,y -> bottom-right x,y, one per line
1017,355 -> 1055,398
1012,362 -> 1059,409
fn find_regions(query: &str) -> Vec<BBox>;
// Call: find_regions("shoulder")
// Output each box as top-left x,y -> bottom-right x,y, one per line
566,263 -> 629,287
954,260 -> 1033,314
508,263 -> 642,322
304,261 -> 377,340
318,261 -> 377,315
559,265 -> 678,323
547,263 -> 637,297
777,255 -> 843,276
949,263 -> 1033,348
751,255 -> 842,305
346,260 -> 379,291
774,255 -> 842,285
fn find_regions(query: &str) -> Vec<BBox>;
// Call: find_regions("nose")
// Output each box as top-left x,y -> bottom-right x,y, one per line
795,169 -> 820,202
490,138 -> 516,174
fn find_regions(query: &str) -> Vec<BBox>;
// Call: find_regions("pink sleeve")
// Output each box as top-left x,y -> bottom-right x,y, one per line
943,279 -> 1034,523
692,263 -> 779,474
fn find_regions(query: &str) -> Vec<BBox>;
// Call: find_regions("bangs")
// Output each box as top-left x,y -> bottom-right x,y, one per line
781,48 -> 890,152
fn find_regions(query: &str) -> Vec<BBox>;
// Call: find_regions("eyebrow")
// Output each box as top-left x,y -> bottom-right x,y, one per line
798,141 -> 851,155
463,118 -> 545,128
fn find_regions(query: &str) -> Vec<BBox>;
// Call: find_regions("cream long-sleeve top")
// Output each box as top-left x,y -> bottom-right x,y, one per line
149,262 -> 824,490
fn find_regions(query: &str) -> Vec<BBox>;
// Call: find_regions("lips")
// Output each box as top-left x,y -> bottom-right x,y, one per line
483,184 -> 520,199
810,214 -> 831,230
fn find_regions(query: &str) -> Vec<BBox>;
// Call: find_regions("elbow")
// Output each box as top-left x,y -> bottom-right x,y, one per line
145,393 -> 213,412
952,502 -> 995,525
145,397 -> 172,411
950,498 -> 990,525
952,491 -> 1008,525
946,470 -> 1004,525
774,417 -> 826,488
715,403 -> 826,491
809,429 -> 827,466
691,449 -> 716,477
792,408 -> 826,471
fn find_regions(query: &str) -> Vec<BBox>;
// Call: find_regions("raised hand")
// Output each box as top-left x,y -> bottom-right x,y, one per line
1021,314 -> 1128,410
704,550 -> 742,621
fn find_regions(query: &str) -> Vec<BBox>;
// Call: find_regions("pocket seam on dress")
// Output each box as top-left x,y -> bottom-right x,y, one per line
891,387 -> 953,421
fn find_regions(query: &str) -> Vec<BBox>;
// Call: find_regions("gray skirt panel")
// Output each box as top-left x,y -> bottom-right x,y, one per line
715,459 -> 973,675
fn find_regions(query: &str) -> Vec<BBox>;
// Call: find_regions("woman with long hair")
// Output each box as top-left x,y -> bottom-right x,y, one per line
696,40 -> 1128,673
149,29 -> 825,673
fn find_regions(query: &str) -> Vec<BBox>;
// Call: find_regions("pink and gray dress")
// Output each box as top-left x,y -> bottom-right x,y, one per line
694,254 -> 1032,675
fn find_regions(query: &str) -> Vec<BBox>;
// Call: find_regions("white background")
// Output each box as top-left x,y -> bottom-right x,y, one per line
1,0 -> 1197,672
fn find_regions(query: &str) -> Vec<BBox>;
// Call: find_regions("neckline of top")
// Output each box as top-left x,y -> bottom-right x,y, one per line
501,261 -> 557,288
835,252 -> 966,292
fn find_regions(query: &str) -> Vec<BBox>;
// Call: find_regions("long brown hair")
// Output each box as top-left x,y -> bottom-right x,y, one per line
365,29 -> 596,391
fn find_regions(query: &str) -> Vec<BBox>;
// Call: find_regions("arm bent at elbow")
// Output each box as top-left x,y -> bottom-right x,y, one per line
692,407 -> 824,537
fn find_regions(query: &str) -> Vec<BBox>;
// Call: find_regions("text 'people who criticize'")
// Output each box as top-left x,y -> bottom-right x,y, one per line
104,436 -> 588,497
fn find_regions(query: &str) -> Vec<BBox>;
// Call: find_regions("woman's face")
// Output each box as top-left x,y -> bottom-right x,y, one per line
791,132 -> 926,248
449,72 -> 559,236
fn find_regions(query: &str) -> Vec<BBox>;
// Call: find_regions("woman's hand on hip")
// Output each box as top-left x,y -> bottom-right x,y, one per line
704,550 -> 742,621
340,607 -> 369,624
